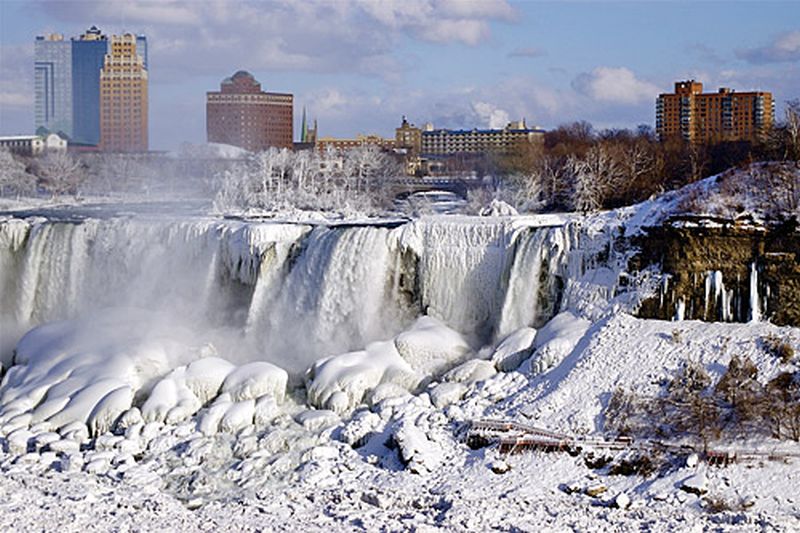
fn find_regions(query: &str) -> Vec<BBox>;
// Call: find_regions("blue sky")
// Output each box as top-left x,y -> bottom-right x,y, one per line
1,0 -> 798,150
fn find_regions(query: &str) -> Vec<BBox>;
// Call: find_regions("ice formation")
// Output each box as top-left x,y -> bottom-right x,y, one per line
0,191 -> 799,529
0,211 -> 639,437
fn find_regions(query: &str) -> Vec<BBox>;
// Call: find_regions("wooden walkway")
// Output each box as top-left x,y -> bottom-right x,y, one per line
467,418 -> 800,466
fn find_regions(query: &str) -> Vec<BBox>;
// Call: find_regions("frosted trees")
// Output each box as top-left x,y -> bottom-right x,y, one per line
211,145 -> 400,215
568,145 -> 623,213
212,164 -> 252,213
0,148 -> 35,197
37,151 -> 86,197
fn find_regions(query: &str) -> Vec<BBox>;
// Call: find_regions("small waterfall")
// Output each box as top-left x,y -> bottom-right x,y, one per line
496,226 -> 570,340
399,218 -> 514,344
246,225 -> 414,372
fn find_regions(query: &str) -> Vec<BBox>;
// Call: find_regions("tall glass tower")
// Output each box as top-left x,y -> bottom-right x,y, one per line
71,26 -> 108,146
34,34 -> 72,137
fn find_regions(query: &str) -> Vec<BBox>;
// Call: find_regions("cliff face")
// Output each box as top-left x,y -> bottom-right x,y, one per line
635,217 -> 800,326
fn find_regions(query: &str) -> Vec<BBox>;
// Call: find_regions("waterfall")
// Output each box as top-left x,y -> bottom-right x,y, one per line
1,214 -> 619,372
496,226 -> 570,340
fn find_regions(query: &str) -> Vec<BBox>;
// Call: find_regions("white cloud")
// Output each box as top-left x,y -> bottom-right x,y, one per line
356,0 -> 514,45
419,19 -> 489,46
737,31 -> 800,64
572,67 -> 660,105
472,102 -> 510,129
0,92 -> 32,108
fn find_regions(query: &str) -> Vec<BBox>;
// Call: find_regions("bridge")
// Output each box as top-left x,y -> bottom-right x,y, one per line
386,176 -> 485,200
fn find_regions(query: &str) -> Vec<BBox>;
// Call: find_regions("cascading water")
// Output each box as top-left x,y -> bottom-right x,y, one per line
0,214 -> 595,372
496,225 -> 570,340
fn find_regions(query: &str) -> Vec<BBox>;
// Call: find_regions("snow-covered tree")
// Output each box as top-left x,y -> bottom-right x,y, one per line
37,151 -> 85,197
0,148 -> 35,197
568,145 -> 624,213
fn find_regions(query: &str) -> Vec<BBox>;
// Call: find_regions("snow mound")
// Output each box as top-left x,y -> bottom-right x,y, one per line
508,313 -> 796,434
306,316 -> 471,414
307,340 -> 414,414
480,199 -> 519,217
0,310 -> 290,438
521,311 -> 590,375
222,362 -> 288,403
491,327 -> 537,371
0,310 -> 194,435
394,316 -> 472,376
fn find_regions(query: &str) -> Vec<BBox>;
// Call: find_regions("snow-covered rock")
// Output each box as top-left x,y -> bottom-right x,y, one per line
479,199 -> 518,217
491,327 -> 536,372
394,316 -> 472,376
222,362 -> 288,403
428,382 -> 466,408
443,359 -> 497,385
680,471 -> 708,496
520,312 -> 590,375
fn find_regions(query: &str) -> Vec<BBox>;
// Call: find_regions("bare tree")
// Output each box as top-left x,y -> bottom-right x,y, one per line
785,100 -> 800,161
37,151 -> 85,198
568,145 -> 623,213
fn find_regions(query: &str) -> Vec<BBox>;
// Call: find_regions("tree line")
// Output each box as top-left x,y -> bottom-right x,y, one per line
494,99 -> 800,213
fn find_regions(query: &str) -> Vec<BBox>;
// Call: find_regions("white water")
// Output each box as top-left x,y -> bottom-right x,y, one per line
1,215 -> 604,372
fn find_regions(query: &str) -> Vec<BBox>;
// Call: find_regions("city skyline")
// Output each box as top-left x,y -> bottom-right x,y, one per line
1,0 -> 799,151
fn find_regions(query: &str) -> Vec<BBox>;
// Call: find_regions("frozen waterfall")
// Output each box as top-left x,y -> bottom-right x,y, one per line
0,215 -> 595,371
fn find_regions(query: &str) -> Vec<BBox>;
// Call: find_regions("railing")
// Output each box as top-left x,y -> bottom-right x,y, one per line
467,418 -> 800,465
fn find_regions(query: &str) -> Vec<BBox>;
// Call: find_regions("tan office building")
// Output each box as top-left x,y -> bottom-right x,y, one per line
656,80 -> 773,144
99,33 -> 148,152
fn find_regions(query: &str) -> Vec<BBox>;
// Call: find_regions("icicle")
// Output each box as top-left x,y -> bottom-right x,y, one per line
674,298 -> 685,321
749,262 -> 761,322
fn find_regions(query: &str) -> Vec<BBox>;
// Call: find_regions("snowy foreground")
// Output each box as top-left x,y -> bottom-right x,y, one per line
0,315 -> 798,531
1,168 -> 800,531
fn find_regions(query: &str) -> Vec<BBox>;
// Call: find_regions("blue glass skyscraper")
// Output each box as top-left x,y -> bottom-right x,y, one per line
34,34 -> 72,137
71,26 -> 107,146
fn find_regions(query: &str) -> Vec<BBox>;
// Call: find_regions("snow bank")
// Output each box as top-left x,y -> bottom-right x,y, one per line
520,311 -> 590,375
0,309 -> 292,438
0,310 -> 190,434
306,316 -> 471,414
491,327 -> 536,371
507,313 -> 795,433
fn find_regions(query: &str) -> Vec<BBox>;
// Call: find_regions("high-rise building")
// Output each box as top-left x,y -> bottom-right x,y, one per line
99,33 -> 148,152
71,26 -> 108,146
656,80 -> 774,144
206,71 -> 293,152
34,34 -> 72,137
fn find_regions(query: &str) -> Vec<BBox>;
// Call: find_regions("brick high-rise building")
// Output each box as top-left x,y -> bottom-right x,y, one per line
99,33 -> 148,152
656,80 -> 774,144
206,71 -> 293,152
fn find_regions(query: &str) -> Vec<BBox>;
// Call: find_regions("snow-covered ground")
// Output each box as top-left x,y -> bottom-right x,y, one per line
0,314 -> 798,531
1,165 -> 799,530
